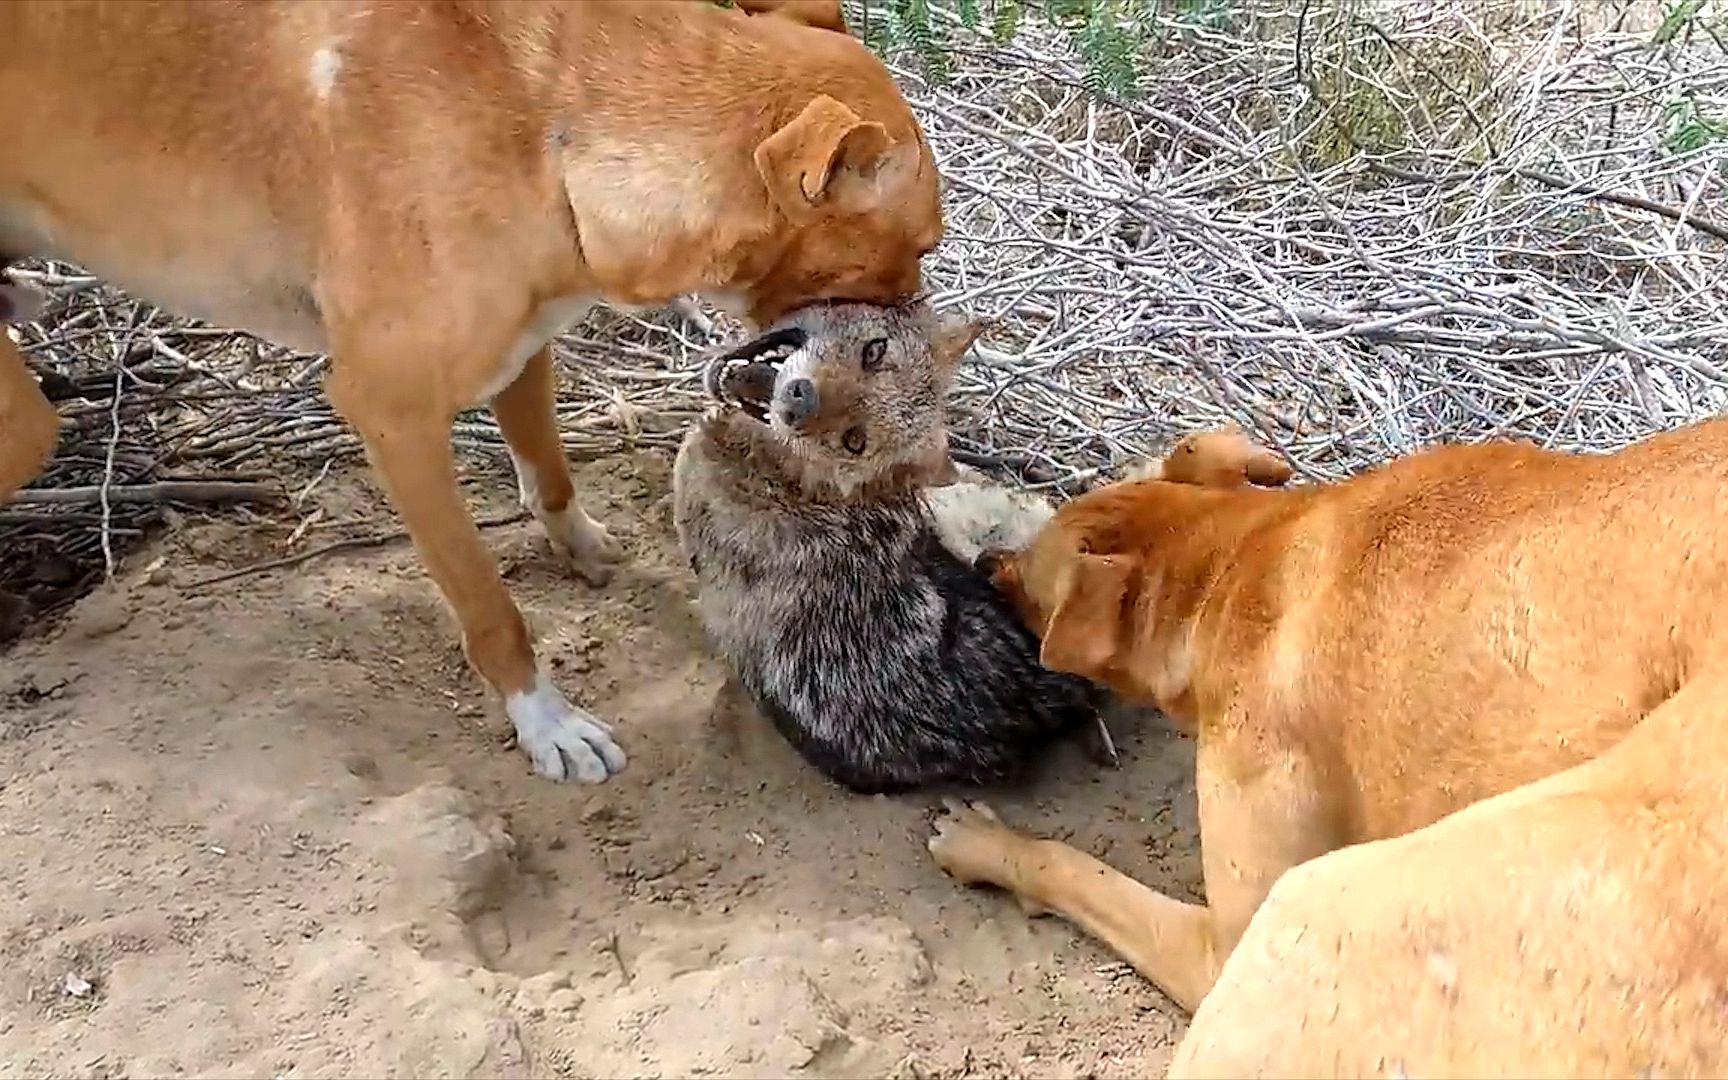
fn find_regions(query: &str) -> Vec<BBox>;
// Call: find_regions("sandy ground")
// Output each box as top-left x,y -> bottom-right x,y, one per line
0,449 -> 1199,1079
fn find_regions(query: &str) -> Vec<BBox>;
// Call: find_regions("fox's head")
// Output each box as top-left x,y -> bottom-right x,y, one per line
704,301 -> 982,496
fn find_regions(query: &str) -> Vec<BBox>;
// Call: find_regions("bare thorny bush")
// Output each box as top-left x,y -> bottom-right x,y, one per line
4,0 -> 1726,621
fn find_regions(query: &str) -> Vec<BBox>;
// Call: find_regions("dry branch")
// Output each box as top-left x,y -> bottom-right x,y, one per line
3,0 -> 1726,622
8,481 -> 280,507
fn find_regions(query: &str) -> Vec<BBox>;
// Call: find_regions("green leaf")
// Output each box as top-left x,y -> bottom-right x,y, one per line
1653,0 -> 1704,44
991,0 -> 1022,43
890,0 -> 953,84
1045,0 -> 1088,27
958,0 -> 981,29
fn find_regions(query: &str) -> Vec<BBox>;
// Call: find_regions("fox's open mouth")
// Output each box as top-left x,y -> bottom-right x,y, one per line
703,327 -> 808,424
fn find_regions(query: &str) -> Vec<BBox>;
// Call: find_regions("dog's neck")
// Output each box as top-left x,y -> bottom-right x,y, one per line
502,1 -> 882,306
1114,483 -> 1300,723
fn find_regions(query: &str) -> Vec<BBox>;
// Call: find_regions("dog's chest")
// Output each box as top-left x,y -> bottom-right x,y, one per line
471,294 -> 598,405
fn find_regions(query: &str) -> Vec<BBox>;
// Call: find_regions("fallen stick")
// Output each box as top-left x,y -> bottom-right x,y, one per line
7,480 -> 280,506
184,510 -> 529,590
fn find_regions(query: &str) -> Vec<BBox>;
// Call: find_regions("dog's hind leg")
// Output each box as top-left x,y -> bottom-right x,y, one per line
930,798 -> 1218,1011
491,346 -> 623,586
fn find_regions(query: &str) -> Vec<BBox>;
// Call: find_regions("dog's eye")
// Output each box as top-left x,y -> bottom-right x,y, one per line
842,427 -> 868,455
861,337 -> 888,371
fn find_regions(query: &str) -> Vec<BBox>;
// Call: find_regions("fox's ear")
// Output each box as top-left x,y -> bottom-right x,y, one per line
913,434 -> 960,486
930,311 -> 986,374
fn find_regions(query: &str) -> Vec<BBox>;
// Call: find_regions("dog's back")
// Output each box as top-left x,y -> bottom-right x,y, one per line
674,303 -> 1098,792
1200,423 -> 1728,836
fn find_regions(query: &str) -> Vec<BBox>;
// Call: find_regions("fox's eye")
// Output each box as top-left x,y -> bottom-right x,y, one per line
861,337 -> 888,371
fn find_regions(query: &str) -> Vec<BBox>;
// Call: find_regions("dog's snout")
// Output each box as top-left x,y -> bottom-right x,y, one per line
782,378 -> 818,427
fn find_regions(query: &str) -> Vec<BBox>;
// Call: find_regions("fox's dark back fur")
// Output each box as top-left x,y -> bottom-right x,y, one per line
673,303 -> 1099,793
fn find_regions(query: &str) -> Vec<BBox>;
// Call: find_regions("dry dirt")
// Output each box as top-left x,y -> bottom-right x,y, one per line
0,449 -> 1200,1079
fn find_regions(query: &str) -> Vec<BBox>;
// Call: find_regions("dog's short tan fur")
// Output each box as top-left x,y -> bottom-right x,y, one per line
1169,663 -> 1728,1077
0,284 -> 56,503
930,420 -> 1728,1061
0,0 -> 941,781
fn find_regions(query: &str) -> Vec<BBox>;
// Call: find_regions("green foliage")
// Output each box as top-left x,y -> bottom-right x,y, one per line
857,0 -> 1164,99
1293,7 -> 1499,169
1653,0 -> 1706,45
1661,96 -> 1728,156
894,0 -> 955,84
708,0 -> 1246,100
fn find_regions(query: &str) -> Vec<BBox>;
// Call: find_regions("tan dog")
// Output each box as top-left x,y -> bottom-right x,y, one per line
0,0 -> 942,782
1169,662 -> 1728,1077
928,421 -> 1728,1029
0,283 -> 57,502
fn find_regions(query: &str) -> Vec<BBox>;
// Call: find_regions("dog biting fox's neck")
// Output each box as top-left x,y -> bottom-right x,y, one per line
992,431 -> 1301,722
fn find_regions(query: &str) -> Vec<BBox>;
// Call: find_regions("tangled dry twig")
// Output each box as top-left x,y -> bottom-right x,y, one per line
4,0 -> 1725,624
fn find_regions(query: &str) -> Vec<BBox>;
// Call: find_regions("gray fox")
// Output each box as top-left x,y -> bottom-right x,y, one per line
673,301 -> 1106,793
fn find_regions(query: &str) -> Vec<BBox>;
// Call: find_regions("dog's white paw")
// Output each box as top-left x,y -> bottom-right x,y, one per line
505,675 -> 627,783
539,505 -> 624,587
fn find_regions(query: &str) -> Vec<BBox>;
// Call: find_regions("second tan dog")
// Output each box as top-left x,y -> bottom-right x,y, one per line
1168,658 -> 1728,1077
0,283 -> 57,503
927,421 -> 1728,1048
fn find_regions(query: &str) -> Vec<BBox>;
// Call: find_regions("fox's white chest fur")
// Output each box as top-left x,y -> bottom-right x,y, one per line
923,464 -> 1056,566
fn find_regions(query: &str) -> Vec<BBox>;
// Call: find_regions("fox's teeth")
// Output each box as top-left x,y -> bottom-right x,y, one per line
724,342 -> 798,372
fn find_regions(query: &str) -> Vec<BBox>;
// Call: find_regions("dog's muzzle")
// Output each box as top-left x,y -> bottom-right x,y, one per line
974,547 -> 1011,579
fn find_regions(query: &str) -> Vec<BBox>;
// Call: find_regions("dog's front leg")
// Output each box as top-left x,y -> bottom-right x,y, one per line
0,340 -> 59,502
491,346 -> 623,585
929,799 -> 1218,1011
324,357 -> 626,784
929,739 -> 1335,1014
1,284 -> 59,502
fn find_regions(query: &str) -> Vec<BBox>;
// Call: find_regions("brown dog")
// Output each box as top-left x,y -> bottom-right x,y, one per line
0,283 -> 57,503
1169,662 -> 1728,1078
928,421 -> 1728,1038
0,0 -> 942,782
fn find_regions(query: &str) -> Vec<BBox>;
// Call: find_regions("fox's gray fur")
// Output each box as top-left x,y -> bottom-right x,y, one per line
672,301 -> 1101,793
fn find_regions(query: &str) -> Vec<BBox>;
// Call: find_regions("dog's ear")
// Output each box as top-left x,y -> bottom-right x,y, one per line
1040,552 -> 1133,679
1163,429 -> 1294,489
733,0 -> 848,32
930,311 -> 986,374
755,95 -> 891,223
